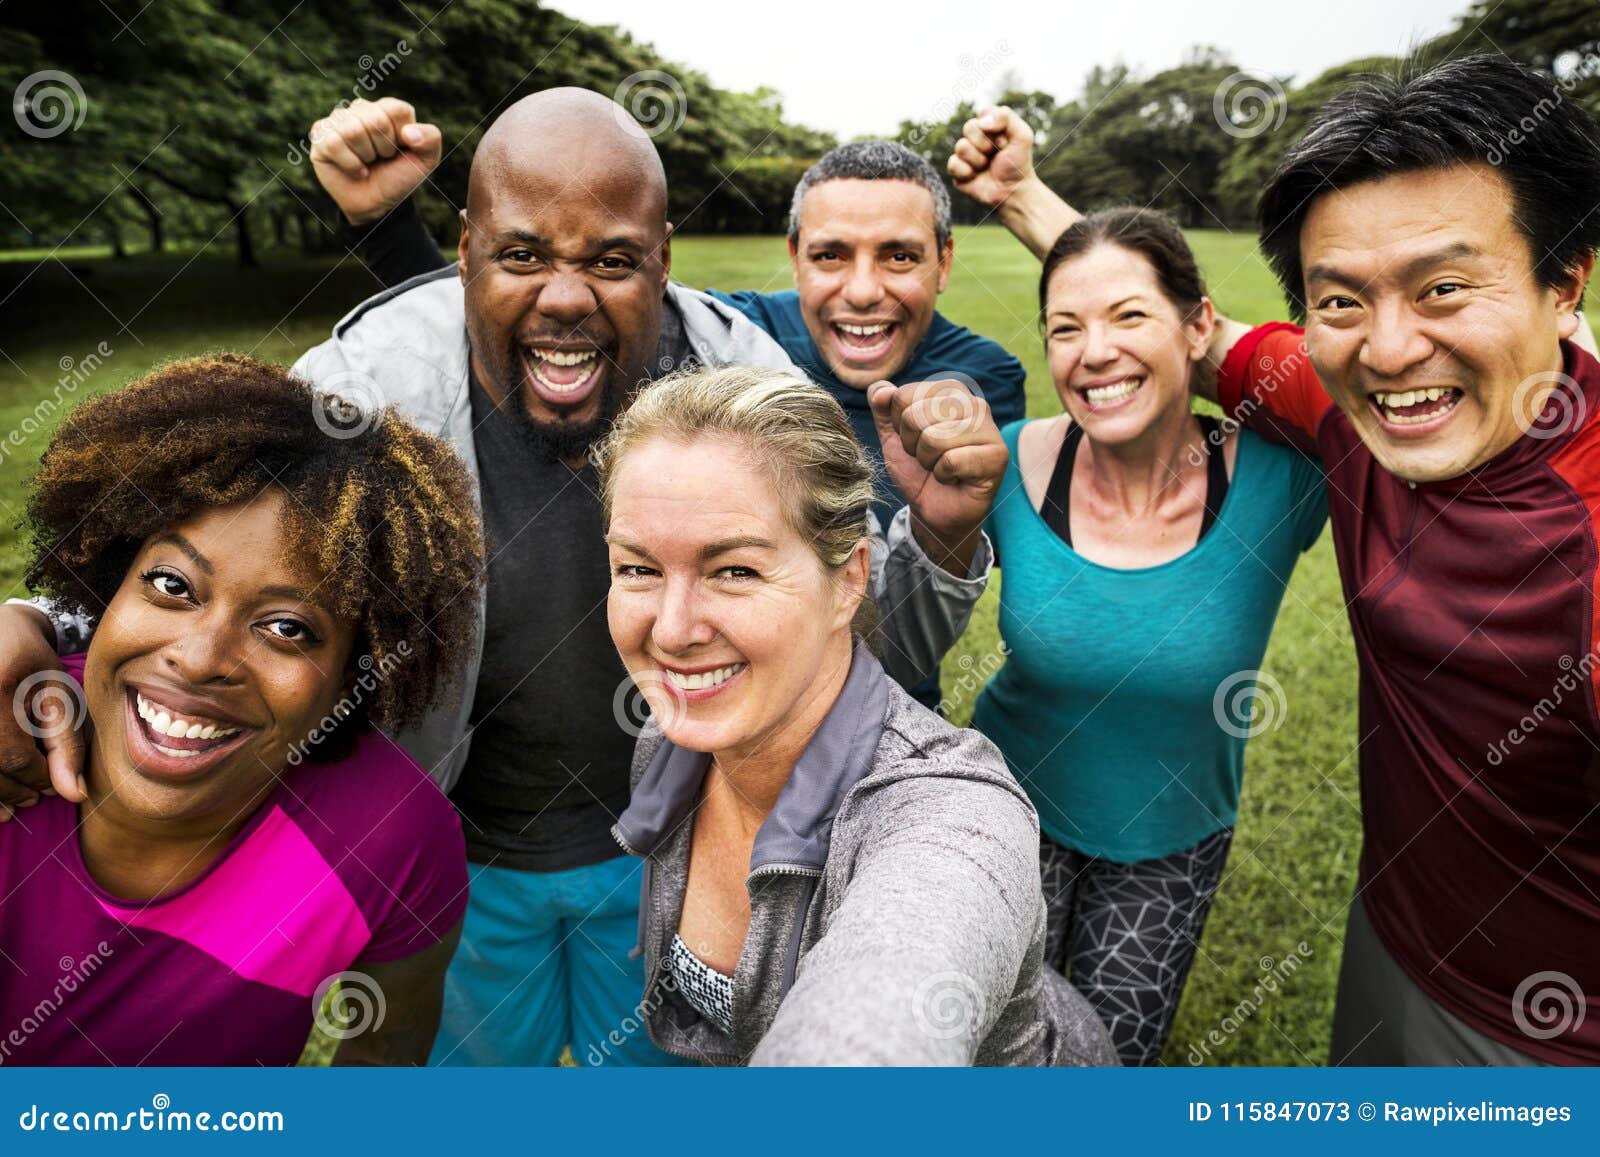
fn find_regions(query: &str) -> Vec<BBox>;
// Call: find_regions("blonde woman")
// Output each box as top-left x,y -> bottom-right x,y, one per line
596,366 -> 1117,1066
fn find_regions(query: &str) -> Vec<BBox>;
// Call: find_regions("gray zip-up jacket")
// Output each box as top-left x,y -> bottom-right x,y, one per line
612,644 -> 1119,1066
284,270 -> 993,792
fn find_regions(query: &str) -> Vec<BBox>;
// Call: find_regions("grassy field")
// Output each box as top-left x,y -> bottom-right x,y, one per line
4,227 -> 1365,1065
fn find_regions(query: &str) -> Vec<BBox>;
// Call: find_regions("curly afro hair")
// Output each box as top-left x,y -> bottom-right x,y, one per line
25,353 -> 485,748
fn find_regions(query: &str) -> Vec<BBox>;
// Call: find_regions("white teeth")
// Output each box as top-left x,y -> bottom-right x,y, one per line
1084,377 -> 1142,404
531,348 -> 598,366
663,663 -> 745,691
838,323 -> 889,336
527,351 -> 601,395
135,693 -> 240,744
1374,387 -> 1459,424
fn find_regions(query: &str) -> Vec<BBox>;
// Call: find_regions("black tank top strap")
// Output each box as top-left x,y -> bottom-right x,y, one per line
1196,414 -> 1230,540
1040,416 -> 1230,552
1040,421 -> 1086,548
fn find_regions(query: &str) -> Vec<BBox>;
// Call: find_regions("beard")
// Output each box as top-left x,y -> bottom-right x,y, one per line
510,383 -> 622,463
498,366 -> 627,464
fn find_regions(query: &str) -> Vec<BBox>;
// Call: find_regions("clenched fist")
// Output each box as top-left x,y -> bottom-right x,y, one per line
947,106 -> 1036,210
870,379 -> 1008,575
310,97 -> 443,225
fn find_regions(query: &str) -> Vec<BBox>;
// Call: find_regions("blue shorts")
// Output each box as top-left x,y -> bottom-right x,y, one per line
428,854 -> 688,1066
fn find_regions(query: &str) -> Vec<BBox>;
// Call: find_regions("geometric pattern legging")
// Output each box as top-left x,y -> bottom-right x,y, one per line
1039,827 -> 1234,1066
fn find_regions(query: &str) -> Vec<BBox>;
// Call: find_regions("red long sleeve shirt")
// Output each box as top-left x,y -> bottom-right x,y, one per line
1220,323 -> 1600,1064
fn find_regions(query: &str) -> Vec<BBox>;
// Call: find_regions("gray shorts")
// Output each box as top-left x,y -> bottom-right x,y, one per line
1329,894 -> 1545,1066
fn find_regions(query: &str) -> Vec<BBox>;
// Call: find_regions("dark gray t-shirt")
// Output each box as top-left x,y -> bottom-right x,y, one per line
451,373 -> 632,871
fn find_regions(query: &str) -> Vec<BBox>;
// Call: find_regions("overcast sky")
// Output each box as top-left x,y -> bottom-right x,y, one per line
553,0 -> 1473,138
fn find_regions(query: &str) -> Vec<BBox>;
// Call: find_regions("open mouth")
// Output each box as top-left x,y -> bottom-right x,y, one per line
124,688 -> 255,780
1369,386 -> 1464,432
830,320 -> 898,365
519,345 -> 608,409
659,661 -> 747,702
1076,375 -> 1146,412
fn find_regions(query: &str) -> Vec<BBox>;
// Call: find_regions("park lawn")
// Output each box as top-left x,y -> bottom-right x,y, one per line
0,226 -> 1387,1065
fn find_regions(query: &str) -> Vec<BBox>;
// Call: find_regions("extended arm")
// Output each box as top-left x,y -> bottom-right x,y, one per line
333,920 -> 462,1065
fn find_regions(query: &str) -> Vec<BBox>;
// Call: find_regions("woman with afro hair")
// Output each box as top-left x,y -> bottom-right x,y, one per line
0,354 -> 485,1066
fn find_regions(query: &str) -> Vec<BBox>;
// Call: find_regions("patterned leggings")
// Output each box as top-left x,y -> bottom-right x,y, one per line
1039,828 -> 1233,1066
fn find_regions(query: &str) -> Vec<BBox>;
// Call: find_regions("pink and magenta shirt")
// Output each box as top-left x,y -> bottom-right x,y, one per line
0,654 -> 469,1065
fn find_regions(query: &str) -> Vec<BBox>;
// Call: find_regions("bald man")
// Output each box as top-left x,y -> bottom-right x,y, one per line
290,90 -> 999,1065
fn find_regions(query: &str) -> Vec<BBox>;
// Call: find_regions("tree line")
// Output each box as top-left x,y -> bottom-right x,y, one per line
897,0 -> 1600,229
3,0 -> 1596,261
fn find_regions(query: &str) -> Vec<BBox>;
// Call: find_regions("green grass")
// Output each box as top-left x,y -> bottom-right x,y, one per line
0,228 -> 1380,1065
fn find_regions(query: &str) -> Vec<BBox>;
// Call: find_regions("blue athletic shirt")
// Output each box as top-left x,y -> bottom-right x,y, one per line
708,290 -> 1027,529
972,419 -> 1328,862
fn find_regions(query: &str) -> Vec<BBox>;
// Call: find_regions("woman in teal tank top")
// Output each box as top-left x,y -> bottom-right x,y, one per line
971,208 -> 1327,1065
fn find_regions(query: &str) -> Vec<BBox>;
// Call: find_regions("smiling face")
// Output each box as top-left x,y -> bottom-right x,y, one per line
1043,243 -> 1212,443
82,491 -> 358,824
460,148 -> 670,456
605,435 -> 868,763
790,178 -> 952,389
1300,164 -> 1588,481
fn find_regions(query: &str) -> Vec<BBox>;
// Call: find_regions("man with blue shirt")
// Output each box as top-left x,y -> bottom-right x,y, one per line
309,101 -> 1027,707
711,141 -> 1027,529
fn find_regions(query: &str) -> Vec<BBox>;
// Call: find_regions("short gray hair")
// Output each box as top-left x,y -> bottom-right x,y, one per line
787,140 -> 952,249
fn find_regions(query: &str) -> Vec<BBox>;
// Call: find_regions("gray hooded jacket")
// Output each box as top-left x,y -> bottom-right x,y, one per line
612,644 -> 1119,1066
